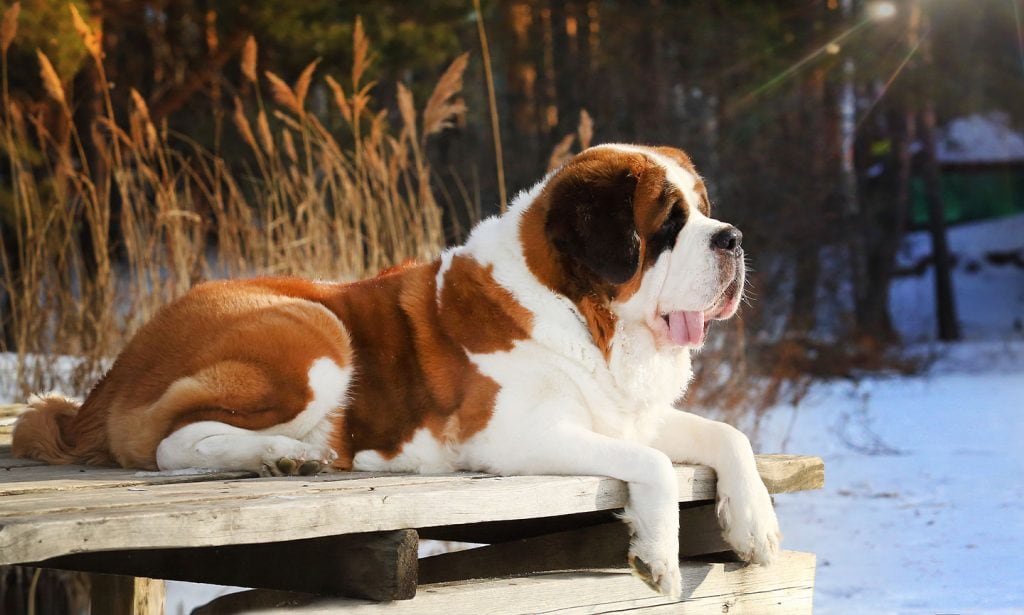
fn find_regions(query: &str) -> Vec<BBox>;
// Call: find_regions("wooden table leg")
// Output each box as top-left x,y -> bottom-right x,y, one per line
88,573 -> 165,615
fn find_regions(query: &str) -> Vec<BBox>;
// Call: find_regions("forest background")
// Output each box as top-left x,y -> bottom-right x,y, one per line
1,0 -> 1022,415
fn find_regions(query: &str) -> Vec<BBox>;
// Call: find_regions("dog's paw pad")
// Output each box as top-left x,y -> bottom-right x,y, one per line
298,460 -> 322,476
275,457 -> 298,475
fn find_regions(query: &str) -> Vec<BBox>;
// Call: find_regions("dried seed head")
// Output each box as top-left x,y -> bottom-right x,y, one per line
264,70 -> 301,116
325,75 -> 352,124
1,2 -> 20,55
36,50 -> 65,105
578,109 -> 593,150
69,4 -> 101,61
256,109 -> 274,156
423,53 -> 469,138
232,96 -> 258,151
241,35 -> 257,83
396,82 -> 417,144
130,88 -> 151,122
294,58 -> 321,111
352,16 -> 371,87
547,133 -> 575,172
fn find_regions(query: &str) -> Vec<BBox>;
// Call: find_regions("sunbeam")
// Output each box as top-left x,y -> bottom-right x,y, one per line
854,27 -> 929,133
727,16 -> 875,115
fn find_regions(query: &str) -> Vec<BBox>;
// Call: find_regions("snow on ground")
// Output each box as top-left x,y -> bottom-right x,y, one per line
751,214 -> 1024,613
752,340 -> 1024,614
891,213 -> 1024,342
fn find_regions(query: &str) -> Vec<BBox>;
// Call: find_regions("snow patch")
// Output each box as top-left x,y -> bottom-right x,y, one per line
752,339 -> 1024,613
891,213 -> 1024,342
938,112 -> 1024,165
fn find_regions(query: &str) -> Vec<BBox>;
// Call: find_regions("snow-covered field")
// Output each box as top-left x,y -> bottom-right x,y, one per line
755,340 -> 1024,614
754,213 -> 1024,613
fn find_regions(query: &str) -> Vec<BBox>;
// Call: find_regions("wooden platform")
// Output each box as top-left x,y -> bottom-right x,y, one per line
0,429 -> 824,614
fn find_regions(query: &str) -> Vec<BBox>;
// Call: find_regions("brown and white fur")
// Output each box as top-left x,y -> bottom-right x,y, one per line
13,144 -> 780,597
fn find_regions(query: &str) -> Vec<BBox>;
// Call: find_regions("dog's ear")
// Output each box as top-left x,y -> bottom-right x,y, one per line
544,155 -> 641,286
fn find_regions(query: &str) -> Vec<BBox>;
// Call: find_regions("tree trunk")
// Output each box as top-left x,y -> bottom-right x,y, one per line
918,4 -> 960,341
920,103 -> 960,341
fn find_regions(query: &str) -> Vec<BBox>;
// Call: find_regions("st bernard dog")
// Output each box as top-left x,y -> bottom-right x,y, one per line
13,144 -> 779,596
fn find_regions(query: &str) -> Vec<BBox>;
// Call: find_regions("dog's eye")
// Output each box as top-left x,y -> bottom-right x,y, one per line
649,206 -> 685,253
659,205 -> 684,234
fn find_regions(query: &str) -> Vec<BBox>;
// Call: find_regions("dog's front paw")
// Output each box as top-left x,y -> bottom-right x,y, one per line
716,478 -> 781,565
627,539 -> 682,598
628,551 -> 681,598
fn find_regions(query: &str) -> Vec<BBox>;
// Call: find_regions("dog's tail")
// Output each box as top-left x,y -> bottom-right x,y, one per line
11,392 -> 113,465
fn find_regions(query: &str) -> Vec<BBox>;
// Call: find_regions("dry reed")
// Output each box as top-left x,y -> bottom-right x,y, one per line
0,5 -> 470,399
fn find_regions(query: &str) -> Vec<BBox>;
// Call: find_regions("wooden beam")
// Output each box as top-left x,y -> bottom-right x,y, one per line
201,551 -> 816,614
419,503 -> 730,584
88,573 -> 164,615
756,454 -> 825,493
418,509 -> 618,544
0,454 -> 823,565
416,452 -> 825,546
42,530 -> 418,601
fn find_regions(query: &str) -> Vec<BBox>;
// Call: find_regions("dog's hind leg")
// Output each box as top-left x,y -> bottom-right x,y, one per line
149,356 -> 352,475
156,420 -> 337,476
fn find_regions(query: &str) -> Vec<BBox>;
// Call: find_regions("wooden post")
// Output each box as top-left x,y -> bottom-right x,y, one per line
88,574 -> 164,615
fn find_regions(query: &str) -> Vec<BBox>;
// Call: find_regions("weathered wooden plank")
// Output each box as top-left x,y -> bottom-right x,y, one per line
43,530 -> 419,601
0,454 -> 821,517
0,455 -> 823,565
211,551 -> 816,615
0,455 -> 47,469
756,454 -> 825,493
0,404 -> 26,417
0,470 -> 490,508
0,465 -> 255,495
418,503 -> 729,584
0,407 -> 26,448
0,475 -> 632,563
88,573 -> 165,615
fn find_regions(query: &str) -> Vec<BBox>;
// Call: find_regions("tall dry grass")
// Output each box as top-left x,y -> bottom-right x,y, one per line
0,6 -> 471,398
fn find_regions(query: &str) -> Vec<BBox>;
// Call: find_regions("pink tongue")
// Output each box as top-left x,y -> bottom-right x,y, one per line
667,311 -> 705,346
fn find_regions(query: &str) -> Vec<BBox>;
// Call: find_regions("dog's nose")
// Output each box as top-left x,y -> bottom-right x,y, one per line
711,226 -> 743,253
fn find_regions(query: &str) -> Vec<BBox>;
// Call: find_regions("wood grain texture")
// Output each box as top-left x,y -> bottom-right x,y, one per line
218,551 -> 816,615
0,406 -> 25,447
0,452 -> 823,565
756,454 -> 825,493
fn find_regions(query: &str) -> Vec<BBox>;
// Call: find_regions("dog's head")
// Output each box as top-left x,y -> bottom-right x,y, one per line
524,144 -> 744,350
